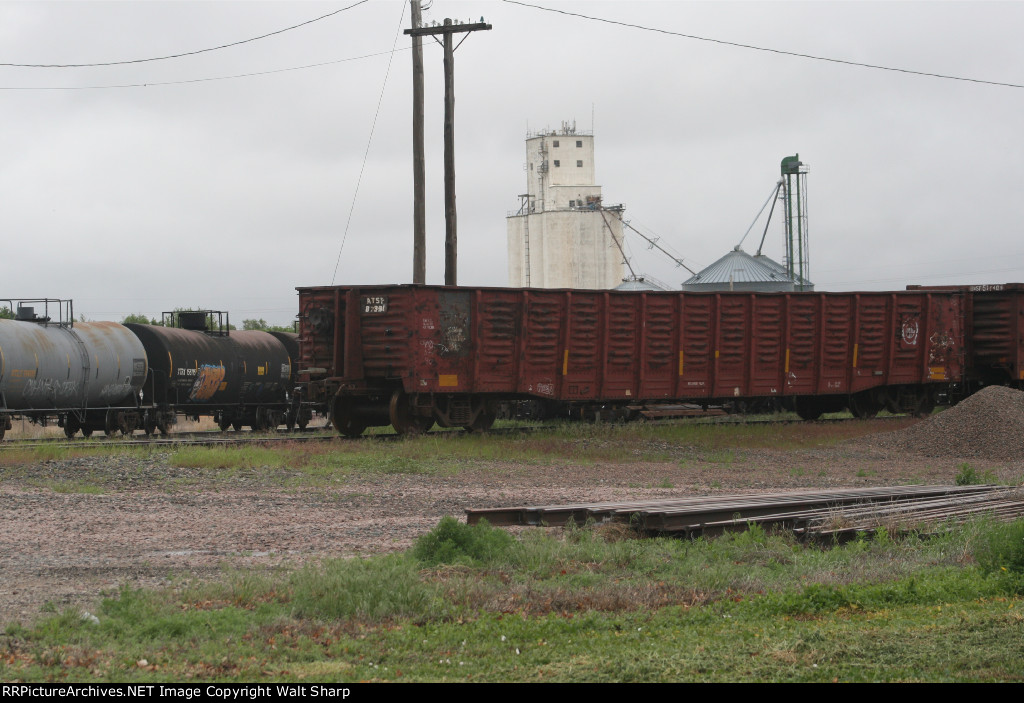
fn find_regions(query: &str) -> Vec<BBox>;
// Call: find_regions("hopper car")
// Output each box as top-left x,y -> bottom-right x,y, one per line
0,301 -> 309,439
296,284 -> 966,436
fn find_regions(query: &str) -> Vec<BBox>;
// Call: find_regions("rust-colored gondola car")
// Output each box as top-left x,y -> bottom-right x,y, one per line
297,285 -> 963,436
908,282 -> 1024,393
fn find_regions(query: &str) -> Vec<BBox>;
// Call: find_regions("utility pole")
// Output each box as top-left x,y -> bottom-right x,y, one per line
410,1 -> 426,284
405,17 -> 491,286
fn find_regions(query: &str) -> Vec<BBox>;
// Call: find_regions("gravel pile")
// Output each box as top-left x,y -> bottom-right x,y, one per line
879,385 -> 1024,460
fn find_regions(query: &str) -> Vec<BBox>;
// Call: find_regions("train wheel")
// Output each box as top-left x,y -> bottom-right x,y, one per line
389,390 -> 433,436
464,402 -> 497,433
218,415 -> 232,432
104,412 -> 119,437
232,420 -> 243,432
64,415 -> 80,439
143,415 -> 157,437
81,427 -> 94,438
849,391 -> 882,420
333,397 -> 366,438
0,424 -> 5,441
794,398 -> 823,421
911,390 -> 937,418
333,416 -> 367,438
265,410 -> 281,432
112,412 -> 131,436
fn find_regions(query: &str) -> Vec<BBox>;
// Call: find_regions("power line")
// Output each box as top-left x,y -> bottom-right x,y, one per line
503,0 -> 1024,90
0,1 -> 369,68
331,1 -> 407,285
824,265 -> 1024,287
0,48 -> 410,91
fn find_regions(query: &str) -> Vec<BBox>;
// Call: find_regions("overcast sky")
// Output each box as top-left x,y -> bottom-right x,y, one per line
1,1 -> 1021,324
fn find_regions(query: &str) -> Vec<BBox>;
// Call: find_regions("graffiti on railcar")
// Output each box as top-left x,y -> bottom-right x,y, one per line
189,364 -> 226,402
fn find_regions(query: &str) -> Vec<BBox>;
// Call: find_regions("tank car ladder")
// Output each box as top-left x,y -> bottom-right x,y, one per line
65,324 -> 92,425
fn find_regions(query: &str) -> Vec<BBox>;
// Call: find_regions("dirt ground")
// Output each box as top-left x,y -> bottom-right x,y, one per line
1,426 -> 1021,627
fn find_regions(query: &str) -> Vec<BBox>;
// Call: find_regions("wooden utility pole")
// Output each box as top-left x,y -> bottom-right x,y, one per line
405,17 -> 491,286
410,1 -> 426,284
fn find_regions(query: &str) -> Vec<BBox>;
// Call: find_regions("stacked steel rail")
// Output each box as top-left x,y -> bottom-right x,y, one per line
466,485 -> 1024,540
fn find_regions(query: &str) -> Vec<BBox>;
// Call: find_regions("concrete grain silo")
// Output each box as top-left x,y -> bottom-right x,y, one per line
506,121 -> 625,289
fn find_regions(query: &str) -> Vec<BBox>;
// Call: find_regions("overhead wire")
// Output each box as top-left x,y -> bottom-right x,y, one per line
0,48 -> 411,91
502,0 -> 1024,90
824,265 -> 1024,287
331,1 -> 407,285
0,1 -> 370,68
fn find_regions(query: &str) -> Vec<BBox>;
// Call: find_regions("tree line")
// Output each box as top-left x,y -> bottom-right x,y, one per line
0,306 -> 293,332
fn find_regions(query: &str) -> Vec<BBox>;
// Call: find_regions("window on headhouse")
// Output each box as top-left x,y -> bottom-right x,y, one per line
576,140 -> 582,147
553,140 -> 559,148
577,160 -> 583,167
554,160 -> 560,167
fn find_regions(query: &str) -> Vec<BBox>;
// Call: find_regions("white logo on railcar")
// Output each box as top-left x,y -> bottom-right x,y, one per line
902,319 -> 920,346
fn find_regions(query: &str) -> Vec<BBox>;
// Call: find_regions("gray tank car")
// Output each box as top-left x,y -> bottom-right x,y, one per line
0,301 -> 148,438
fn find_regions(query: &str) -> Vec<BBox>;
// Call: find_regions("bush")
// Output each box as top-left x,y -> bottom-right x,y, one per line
413,516 -> 514,566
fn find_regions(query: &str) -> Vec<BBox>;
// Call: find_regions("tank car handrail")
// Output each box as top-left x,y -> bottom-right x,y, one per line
161,310 -> 231,336
0,298 -> 73,327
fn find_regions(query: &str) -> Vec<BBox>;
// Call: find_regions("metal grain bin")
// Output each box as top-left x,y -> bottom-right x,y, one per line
0,319 -> 146,410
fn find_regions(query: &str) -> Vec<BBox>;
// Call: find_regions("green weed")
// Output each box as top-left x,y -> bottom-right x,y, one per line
413,517 -> 514,567
955,463 -> 997,486
973,518 -> 1024,579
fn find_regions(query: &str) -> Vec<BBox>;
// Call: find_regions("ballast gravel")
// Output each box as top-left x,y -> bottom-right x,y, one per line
868,385 -> 1024,461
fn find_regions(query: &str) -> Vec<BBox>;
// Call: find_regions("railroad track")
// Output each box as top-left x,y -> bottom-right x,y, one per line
0,407 -> 912,449
0,412 -> 905,449
0,428 -> 338,450
668,413 -> 910,426
0,423 -> 549,450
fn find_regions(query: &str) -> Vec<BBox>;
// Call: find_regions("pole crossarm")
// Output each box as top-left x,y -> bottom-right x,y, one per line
405,17 -> 492,286
405,22 -> 492,37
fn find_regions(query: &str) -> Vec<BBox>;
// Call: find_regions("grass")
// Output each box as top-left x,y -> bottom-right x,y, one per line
0,445 -> 161,487
1,415 -> 919,494
4,517 -> 1024,682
